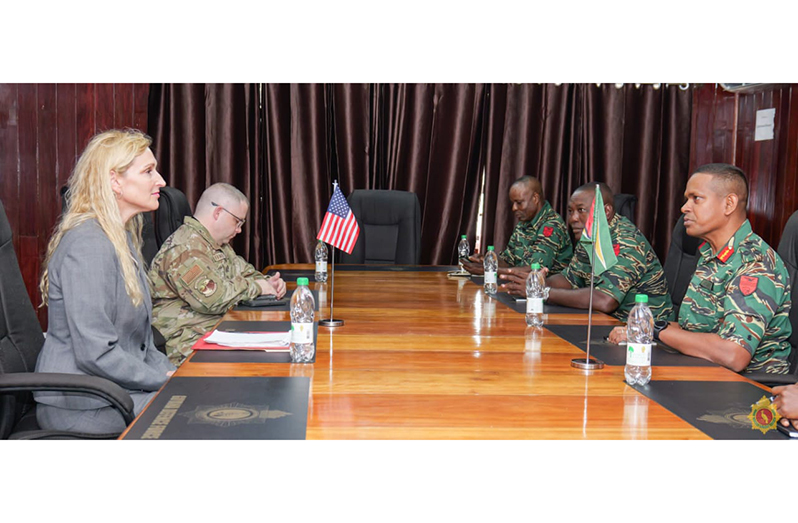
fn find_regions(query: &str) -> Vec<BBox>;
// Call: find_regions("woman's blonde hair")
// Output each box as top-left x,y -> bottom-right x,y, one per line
40,129 -> 153,307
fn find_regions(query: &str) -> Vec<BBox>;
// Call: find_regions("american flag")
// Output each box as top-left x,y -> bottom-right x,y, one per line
317,184 -> 360,254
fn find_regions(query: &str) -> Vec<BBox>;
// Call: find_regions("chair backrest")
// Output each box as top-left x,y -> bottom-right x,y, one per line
613,193 -> 637,224
339,190 -> 422,265
0,199 -> 45,437
777,210 -> 798,374
152,186 -> 193,249
663,214 -> 702,311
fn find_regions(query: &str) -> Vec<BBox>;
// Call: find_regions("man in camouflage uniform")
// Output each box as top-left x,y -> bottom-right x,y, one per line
463,175 -> 572,275
501,182 -> 673,322
611,164 -> 791,374
148,183 -> 286,366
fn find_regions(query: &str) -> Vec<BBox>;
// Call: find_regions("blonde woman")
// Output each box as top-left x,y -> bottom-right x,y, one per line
35,129 -> 175,434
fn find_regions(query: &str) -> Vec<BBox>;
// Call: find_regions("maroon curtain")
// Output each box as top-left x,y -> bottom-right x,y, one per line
148,83 -> 692,267
147,83 -> 263,265
261,83 -> 486,265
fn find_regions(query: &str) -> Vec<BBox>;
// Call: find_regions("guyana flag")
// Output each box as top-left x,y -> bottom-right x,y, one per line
579,185 -> 617,276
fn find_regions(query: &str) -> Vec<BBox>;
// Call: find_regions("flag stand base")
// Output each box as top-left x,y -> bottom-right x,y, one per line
320,319 -> 344,328
571,357 -> 604,370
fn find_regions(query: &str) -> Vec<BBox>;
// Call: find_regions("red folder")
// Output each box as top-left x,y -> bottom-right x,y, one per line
191,331 -> 291,352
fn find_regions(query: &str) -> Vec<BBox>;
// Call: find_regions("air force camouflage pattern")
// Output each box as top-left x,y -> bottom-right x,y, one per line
148,217 -> 270,366
562,214 -> 674,322
679,219 -> 792,374
500,200 -> 573,274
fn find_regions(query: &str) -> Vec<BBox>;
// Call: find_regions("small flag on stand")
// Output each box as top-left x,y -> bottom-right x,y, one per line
579,185 -> 618,275
317,183 -> 360,254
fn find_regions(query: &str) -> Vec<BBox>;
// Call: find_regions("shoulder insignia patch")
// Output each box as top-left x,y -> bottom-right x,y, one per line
717,246 -> 734,263
739,275 -> 758,296
180,264 -> 203,285
613,243 -> 620,256
543,226 -> 553,237
196,278 -> 218,297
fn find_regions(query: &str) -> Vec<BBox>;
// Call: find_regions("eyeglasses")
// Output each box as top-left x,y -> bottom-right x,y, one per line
211,201 -> 246,228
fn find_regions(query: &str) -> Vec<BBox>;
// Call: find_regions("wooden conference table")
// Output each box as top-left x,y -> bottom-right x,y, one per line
126,264 -> 767,440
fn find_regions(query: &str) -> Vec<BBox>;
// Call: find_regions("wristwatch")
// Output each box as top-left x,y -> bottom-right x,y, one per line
653,320 -> 669,341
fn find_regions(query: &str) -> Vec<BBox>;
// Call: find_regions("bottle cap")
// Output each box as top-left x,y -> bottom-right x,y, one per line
634,294 -> 648,303
297,277 -> 309,286
530,263 -> 540,270
487,246 -> 494,251
461,235 -> 467,239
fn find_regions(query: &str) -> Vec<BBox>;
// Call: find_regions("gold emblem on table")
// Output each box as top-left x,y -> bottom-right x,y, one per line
697,406 -> 761,429
179,402 -> 292,427
747,395 -> 781,434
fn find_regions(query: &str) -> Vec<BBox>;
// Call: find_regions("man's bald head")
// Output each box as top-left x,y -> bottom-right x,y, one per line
195,183 -> 250,245
690,163 -> 749,212
573,182 -> 615,210
196,183 -> 249,215
509,176 -> 544,222
511,176 -> 544,200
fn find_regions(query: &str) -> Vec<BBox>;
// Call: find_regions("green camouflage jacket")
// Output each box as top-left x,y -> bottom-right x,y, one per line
562,214 -> 673,322
148,217 -> 268,366
500,200 -> 573,274
679,219 -> 792,374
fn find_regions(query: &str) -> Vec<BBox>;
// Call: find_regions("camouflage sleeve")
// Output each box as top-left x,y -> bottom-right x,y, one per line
716,263 -> 786,355
229,248 -> 268,283
164,246 -> 261,315
561,244 -> 587,288
500,224 -> 523,266
587,233 -> 647,305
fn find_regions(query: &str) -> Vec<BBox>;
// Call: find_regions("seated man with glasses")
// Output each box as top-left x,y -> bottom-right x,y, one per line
148,183 -> 286,366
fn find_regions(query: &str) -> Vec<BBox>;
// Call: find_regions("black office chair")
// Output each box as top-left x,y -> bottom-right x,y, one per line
0,199 -> 135,439
339,190 -> 422,265
663,214 -> 702,310
153,186 -> 193,249
613,193 -> 637,224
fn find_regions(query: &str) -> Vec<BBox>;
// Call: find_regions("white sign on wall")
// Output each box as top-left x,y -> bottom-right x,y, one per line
755,108 -> 776,141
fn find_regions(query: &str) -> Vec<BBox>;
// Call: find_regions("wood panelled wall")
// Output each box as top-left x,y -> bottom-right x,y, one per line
0,84 -> 150,327
690,83 -> 798,249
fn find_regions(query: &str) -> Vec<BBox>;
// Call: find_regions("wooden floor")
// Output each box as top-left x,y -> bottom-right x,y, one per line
160,264 -> 762,440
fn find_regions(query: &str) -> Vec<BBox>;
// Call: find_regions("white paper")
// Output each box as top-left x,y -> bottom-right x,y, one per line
205,330 -> 291,347
755,108 -> 775,141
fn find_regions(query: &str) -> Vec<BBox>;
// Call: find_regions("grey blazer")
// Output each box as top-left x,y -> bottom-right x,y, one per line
34,220 -> 175,411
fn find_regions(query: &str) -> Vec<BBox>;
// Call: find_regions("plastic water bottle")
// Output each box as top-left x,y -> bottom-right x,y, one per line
525,263 -> 545,327
290,277 -> 315,363
483,246 -> 498,294
625,294 -> 653,385
457,235 -> 470,271
314,240 -> 328,282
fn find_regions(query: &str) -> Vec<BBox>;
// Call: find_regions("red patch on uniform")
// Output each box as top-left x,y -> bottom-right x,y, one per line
717,246 -> 734,263
543,226 -> 553,237
613,244 -> 620,256
739,275 -> 758,296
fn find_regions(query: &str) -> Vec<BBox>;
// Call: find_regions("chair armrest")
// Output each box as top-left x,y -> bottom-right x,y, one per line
0,372 -> 135,425
746,372 -> 798,388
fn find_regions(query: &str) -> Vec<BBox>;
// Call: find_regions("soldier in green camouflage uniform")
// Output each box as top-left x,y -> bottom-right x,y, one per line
148,184 -> 285,366
502,182 -> 673,321
560,212 -> 673,322
463,176 -> 572,275
678,219 -> 791,373
500,200 -> 573,274
608,164 -> 791,374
